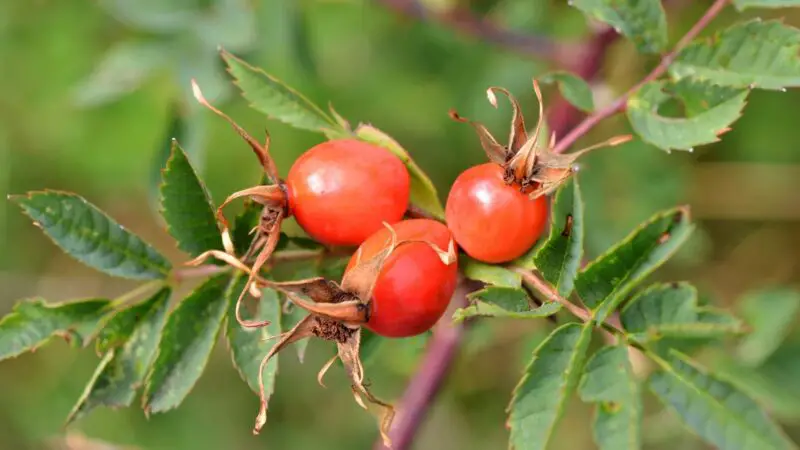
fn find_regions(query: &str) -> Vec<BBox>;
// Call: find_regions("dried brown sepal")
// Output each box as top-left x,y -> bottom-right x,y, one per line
448,109 -> 506,165
253,315 -> 316,435
192,79 -> 280,182
337,329 -> 395,448
451,78 -> 632,198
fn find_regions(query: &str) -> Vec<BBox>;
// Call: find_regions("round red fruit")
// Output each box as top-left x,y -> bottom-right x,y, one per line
345,219 -> 458,338
286,139 -> 410,247
445,162 -> 548,263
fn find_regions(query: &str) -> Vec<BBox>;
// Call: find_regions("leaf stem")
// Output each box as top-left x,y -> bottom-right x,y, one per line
515,268 -> 624,338
551,0 -> 730,154
110,280 -> 164,308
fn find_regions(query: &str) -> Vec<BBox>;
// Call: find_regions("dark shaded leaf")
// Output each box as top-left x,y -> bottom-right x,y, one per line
143,274 -> 230,413
67,288 -> 170,423
579,345 -> 642,450
517,178 -> 584,298
648,351 -> 796,450
159,140 -> 223,257
11,191 -> 172,279
0,298 -> 111,361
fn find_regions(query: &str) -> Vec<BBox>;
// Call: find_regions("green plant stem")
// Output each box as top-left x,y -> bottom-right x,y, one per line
551,0 -> 730,154
110,280 -> 164,308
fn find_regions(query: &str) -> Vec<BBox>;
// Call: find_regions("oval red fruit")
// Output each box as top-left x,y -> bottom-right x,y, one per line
445,162 -> 548,263
286,139 -> 410,246
345,219 -> 458,338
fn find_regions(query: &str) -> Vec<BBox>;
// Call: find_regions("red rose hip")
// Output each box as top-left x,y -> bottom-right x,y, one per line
286,139 -> 410,247
445,163 -> 548,263
345,219 -> 458,338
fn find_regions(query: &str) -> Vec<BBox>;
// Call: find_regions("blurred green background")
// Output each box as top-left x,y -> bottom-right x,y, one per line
2,0 -> 800,449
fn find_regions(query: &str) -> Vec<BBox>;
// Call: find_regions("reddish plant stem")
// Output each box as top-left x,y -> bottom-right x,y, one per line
375,0 -> 571,63
372,279 -> 479,450
546,28 -> 620,140
551,0 -> 730,154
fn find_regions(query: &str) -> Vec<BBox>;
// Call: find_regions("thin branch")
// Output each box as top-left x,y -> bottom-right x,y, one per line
516,268 -> 623,340
551,0 -> 730,154
372,278 -> 481,450
546,28 -> 620,140
172,264 -> 228,282
516,268 -> 593,323
374,0 -> 572,63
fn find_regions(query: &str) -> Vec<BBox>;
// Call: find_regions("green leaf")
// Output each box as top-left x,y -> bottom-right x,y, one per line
461,255 -> 521,288
507,322 -> 593,450
95,292 -> 167,354
354,124 -> 445,219
0,298 -> 111,361
669,78 -> 748,117
575,206 -> 693,323
736,288 -> 800,367
671,19 -> 800,90
453,301 -> 561,322
226,276 -> 282,394
67,288 -> 170,423
11,191 -> 172,279
715,353 -> 800,421
72,40 -> 171,108
454,286 -> 561,322
517,178 -> 584,298
648,351 -> 796,450
222,50 -> 337,132
143,274 -> 230,414
571,0 -> 667,53
159,140 -> 223,257
626,81 -> 748,152
733,0 -> 800,8
539,72 -> 594,112
621,282 -> 744,343
579,345 -> 642,450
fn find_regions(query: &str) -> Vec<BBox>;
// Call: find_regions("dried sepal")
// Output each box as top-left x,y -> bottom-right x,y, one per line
340,223 -> 400,301
525,134 -> 633,199
337,329 -> 395,448
452,77 -> 633,198
317,353 -> 339,388
192,79 -> 280,181
448,109 -> 506,165
253,315 -> 316,435
486,86 -> 529,161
